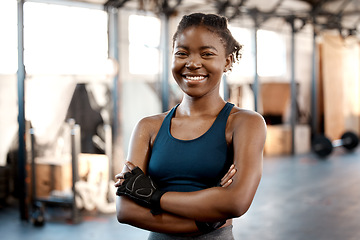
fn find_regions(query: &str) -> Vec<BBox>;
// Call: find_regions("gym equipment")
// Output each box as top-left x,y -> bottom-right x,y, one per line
29,119 -> 81,226
312,131 -> 359,158
31,201 -> 45,227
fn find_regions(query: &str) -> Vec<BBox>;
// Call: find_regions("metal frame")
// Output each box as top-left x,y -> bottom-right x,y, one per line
29,120 -> 82,225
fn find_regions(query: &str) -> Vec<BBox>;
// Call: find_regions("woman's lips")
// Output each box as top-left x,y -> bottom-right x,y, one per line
182,75 -> 207,82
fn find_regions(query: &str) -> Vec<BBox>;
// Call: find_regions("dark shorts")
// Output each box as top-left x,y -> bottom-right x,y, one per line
147,225 -> 234,240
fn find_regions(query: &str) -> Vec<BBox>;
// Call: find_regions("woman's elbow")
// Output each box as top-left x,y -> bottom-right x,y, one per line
116,196 -> 131,224
226,200 -> 252,218
117,210 -> 128,224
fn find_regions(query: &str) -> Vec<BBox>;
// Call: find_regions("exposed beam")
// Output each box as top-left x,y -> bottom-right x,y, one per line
104,0 -> 130,9
27,0 -> 103,9
158,0 -> 183,17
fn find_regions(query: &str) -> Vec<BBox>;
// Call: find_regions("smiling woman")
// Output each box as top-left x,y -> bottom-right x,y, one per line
115,13 -> 266,240
171,25 -> 233,98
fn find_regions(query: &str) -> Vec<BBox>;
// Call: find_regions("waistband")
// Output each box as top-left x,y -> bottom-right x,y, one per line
147,225 -> 234,240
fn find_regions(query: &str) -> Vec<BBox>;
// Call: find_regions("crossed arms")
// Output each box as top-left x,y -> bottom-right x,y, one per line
115,110 -> 266,234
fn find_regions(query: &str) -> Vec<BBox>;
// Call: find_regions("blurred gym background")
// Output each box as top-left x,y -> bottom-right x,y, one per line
0,0 -> 359,239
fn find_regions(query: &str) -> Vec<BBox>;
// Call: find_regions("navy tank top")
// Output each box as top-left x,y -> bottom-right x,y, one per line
148,102 -> 234,192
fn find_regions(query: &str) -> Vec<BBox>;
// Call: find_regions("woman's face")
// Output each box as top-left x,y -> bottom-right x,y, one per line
171,26 -> 232,98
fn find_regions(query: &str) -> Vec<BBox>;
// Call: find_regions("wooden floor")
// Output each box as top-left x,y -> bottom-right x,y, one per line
1,147 -> 360,240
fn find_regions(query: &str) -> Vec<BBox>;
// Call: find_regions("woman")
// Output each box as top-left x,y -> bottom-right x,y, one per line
115,13 -> 266,239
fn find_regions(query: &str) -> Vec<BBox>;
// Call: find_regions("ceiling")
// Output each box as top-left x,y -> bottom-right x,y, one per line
67,0 -> 360,36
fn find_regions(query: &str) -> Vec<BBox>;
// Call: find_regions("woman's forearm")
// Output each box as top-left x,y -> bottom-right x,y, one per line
160,171 -> 261,222
116,196 -> 199,234
160,187 -> 240,222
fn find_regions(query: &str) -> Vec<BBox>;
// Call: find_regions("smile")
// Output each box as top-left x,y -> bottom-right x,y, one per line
183,75 -> 207,81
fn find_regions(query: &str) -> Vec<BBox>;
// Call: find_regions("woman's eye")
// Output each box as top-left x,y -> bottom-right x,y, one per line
202,52 -> 215,57
175,51 -> 187,56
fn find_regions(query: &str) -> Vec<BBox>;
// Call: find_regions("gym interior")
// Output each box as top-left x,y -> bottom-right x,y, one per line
0,0 -> 360,239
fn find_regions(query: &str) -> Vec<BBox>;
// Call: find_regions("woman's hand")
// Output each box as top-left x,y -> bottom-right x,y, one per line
114,161 -> 133,187
115,161 -> 237,188
115,162 -> 166,214
115,162 -> 237,188
219,164 -> 237,187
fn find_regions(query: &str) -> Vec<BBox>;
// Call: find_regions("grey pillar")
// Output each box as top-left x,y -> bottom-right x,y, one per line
290,19 -> 297,155
160,14 -> 170,112
311,30 -> 318,137
222,75 -> 229,101
253,25 -> 259,112
108,7 -> 119,145
17,0 -> 28,221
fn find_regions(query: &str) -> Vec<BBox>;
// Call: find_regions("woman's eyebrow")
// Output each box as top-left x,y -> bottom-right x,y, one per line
200,46 -> 218,52
175,45 -> 218,52
174,45 -> 188,50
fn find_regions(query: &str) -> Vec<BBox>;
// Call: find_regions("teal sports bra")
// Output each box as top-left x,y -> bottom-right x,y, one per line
148,102 -> 234,192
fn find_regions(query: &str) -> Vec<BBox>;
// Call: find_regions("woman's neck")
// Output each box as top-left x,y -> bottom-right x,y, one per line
177,94 -> 226,117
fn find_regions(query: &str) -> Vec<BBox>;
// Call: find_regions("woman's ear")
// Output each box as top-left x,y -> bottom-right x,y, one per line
224,54 -> 233,72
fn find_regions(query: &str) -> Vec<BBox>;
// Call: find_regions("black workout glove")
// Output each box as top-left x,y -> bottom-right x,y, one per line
195,220 -> 227,233
116,167 -> 166,215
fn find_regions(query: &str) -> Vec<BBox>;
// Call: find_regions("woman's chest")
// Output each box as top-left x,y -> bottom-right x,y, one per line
170,116 -> 215,141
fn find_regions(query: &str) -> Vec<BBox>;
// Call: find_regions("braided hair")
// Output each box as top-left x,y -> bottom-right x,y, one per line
172,13 -> 242,64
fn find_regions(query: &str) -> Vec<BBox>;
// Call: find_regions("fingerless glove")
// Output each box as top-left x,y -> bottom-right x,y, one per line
116,167 -> 165,215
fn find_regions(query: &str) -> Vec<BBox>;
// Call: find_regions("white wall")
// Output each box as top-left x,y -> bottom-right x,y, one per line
0,75 -> 18,166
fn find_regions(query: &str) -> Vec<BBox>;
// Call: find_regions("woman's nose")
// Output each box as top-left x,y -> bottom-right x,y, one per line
185,56 -> 202,69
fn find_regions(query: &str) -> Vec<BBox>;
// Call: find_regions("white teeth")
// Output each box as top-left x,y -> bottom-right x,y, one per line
185,76 -> 205,81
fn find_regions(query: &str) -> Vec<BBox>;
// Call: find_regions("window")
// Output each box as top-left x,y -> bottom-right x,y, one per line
229,27 -> 254,77
23,2 -> 108,75
0,0 -> 17,74
128,14 -> 161,75
229,27 -> 286,78
257,29 -> 286,77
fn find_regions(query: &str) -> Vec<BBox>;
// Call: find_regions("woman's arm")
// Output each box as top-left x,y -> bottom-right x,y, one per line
116,116 -> 237,233
117,195 -> 199,234
116,110 -> 261,230
159,111 -> 266,222
116,162 -> 236,233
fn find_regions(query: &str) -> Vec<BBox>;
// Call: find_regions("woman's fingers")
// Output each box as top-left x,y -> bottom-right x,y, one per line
114,161 -> 136,187
115,172 -> 124,179
221,179 -> 233,188
225,164 -> 235,177
220,164 -> 234,182
220,164 -> 237,187
114,161 -> 139,187
114,179 -> 122,187
125,161 -> 136,171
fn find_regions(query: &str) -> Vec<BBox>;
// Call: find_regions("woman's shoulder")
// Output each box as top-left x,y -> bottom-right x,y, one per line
229,105 -> 266,130
137,112 -> 168,128
135,110 -> 170,136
